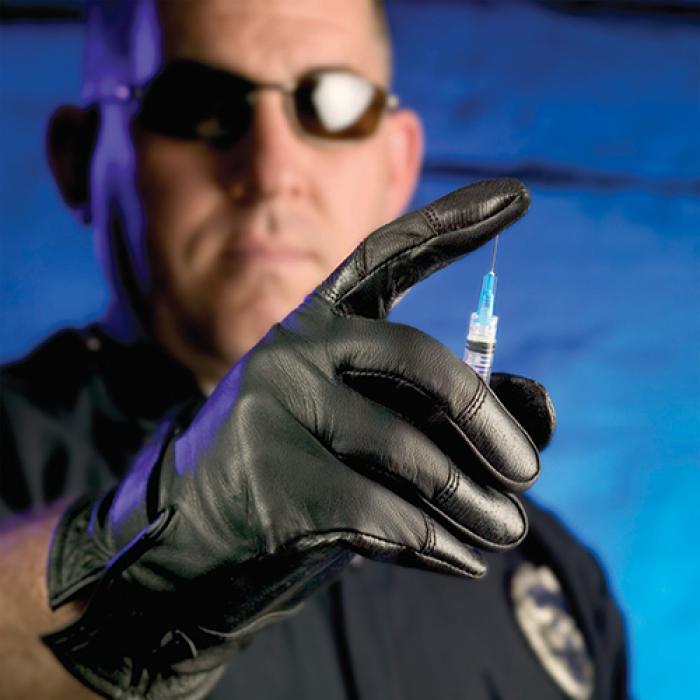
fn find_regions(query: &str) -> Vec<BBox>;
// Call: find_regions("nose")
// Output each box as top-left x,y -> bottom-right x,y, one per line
218,89 -> 306,204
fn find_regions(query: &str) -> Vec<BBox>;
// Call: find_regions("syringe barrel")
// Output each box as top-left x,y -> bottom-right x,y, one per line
464,342 -> 496,383
464,312 -> 498,384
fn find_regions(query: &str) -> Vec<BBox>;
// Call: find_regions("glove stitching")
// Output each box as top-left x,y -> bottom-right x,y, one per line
332,449 -> 434,513
286,527 -> 476,576
285,527 -> 420,556
420,510 -> 435,556
338,367 -> 531,488
457,379 -> 483,419
434,465 -> 460,509
331,449 -> 516,550
454,381 -> 487,425
330,194 -> 518,310
340,366 -> 486,434
423,204 -> 444,235
338,367 -> 452,417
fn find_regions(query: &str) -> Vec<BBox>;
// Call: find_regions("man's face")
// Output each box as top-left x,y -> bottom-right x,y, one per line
126,0 -> 419,376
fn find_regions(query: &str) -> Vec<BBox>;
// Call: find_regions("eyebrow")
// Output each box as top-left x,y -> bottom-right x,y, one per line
153,58 -> 378,88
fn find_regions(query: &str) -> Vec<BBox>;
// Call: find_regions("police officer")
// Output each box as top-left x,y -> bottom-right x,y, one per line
0,1 -> 628,698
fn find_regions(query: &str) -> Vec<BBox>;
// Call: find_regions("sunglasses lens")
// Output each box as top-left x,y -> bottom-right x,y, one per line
137,61 -> 252,147
295,71 -> 387,139
137,63 -> 391,146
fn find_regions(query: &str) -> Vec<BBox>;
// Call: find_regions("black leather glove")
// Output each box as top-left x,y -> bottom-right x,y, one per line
43,179 -> 551,699
490,372 -> 556,451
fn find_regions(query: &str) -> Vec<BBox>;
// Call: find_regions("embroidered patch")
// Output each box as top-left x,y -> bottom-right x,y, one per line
511,563 -> 594,699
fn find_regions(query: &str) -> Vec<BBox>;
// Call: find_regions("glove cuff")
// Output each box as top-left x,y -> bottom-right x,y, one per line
47,409 -> 186,610
41,504 -> 226,700
46,491 -> 113,609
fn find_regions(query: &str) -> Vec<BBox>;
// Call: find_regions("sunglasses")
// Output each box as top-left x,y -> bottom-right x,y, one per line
120,60 -> 398,148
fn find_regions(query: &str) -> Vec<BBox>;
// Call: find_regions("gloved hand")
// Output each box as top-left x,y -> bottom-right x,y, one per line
43,179 -> 551,699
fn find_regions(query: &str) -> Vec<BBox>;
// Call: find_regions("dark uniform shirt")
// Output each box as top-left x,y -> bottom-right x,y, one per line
0,326 -> 629,699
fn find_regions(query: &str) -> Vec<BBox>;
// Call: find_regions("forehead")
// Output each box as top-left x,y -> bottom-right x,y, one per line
153,0 -> 386,84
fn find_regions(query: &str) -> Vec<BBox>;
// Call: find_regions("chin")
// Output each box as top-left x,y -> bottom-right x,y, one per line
212,289 -> 306,364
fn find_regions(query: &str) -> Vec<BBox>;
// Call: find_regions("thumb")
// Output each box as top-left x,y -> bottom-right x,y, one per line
490,373 -> 557,451
317,178 -> 530,319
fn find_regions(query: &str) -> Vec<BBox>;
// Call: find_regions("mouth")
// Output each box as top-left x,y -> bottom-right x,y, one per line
206,206 -> 323,274
220,244 -> 317,271
221,238 -> 318,276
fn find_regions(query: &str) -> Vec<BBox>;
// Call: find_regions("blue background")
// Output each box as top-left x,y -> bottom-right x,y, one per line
1,2 -> 698,697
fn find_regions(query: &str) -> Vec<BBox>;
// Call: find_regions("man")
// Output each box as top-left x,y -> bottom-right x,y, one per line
0,1 -> 628,698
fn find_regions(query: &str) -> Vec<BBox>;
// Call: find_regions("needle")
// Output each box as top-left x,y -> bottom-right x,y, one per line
463,236 -> 500,384
490,234 -> 499,273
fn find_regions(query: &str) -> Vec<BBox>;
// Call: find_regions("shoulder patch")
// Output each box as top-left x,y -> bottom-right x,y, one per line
511,562 -> 594,699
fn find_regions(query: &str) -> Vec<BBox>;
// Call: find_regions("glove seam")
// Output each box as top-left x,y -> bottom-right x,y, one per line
454,380 -> 487,425
338,366 -> 450,416
47,492 -> 111,609
285,527 -> 419,555
333,447 -> 429,506
434,465 -> 460,509
420,510 -> 436,556
328,192 -> 519,310
338,367 -> 534,488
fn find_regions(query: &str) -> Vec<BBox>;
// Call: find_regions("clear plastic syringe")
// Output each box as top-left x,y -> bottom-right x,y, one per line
463,236 -> 499,384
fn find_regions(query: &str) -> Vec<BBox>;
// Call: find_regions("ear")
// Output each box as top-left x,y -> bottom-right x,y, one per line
383,107 -> 424,220
46,105 -> 99,223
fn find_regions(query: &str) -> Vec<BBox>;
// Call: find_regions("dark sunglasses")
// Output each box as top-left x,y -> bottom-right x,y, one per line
122,60 -> 398,148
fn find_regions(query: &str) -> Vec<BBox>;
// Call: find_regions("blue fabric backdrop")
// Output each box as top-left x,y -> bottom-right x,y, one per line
1,3 -> 698,697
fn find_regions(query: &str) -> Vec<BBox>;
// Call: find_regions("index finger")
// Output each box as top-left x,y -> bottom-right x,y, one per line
317,178 -> 530,319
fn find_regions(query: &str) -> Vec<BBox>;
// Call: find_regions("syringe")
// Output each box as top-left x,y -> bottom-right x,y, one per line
463,236 -> 499,384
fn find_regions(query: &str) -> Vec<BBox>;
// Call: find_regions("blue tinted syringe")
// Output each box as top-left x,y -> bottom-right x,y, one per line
463,236 -> 499,384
